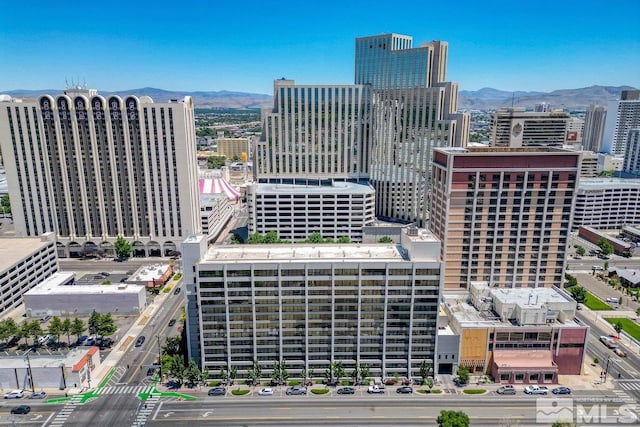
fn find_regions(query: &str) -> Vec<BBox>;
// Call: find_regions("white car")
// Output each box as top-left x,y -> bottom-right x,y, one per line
4,390 -> 24,399
258,387 -> 274,396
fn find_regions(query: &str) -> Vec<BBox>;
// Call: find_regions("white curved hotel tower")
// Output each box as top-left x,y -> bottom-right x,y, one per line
0,88 -> 200,256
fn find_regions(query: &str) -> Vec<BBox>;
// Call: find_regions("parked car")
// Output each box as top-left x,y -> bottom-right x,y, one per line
337,386 -> 355,394
168,319 -> 177,327
146,367 -> 157,376
286,386 -> 307,395
396,386 -> 413,394
367,385 -> 385,394
28,391 -> 46,399
606,297 -> 619,303
10,405 -> 30,414
37,335 -> 50,345
76,335 -> 88,345
4,390 -> 24,399
524,385 -> 548,395
497,385 -> 516,395
207,387 -> 226,396
552,386 -> 571,395
39,315 -> 51,323
84,336 -> 96,346
135,336 -> 146,347
258,387 -> 274,396
174,287 -> 181,295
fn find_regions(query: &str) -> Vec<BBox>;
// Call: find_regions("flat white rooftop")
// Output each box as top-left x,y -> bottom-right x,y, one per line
1,347 -> 96,369
26,272 -> 143,295
0,237 -> 52,273
203,244 -> 407,263
579,178 -> 640,190
490,286 -> 571,306
254,182 -> 374,195
130,264 -> 171,281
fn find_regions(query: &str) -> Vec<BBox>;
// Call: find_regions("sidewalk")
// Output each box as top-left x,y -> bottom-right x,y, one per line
88,278 -> 179,388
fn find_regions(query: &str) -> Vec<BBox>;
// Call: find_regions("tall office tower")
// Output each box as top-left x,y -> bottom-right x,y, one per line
534,103 -> 550,112
255,80 -> 371,182
602,90 -> 640,155
429,147 -> 580,290
582,105 -> 607,152
489,108 -> 570,147
623,129 -> 640,176
0,88 -> 200,257
355,34 -> 469,227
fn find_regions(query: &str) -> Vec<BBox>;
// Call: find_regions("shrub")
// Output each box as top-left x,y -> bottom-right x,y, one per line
463,389 -> 486,395
208,381 -> 220,387
288,380 -> 300,386
173,273 -> 182,280
231,389 -> 250,396
418,389 -> 443,394
311,389 -> 329,395
162,287 -> 171,293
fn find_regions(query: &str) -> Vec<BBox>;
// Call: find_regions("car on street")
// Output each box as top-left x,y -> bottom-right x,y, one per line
168,319 -> 177,327
39,315 -> 51,323
28,391 -> 46,399
524,385 -> 548,395
286,386 -> 307,395
10,405 -> 30,414
367,385 -> 385,394
4,390 -> 24,399
174,287 -> 181,295
337,387 -> 355,394
396,386 -> 413,394
207,387 -> 226,396
258,387 -> 274,396
135,336 -> 146,347
552,387 -> 572,395
614,348 -> 627,357
497,385 -> 516,395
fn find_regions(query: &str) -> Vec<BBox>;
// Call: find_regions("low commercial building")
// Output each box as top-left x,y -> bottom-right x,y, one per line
23,272 -> 146,317
0,346 -> 100,391
128,263 -> 174,288
0,232 -> 58,317
182,228 -> 442,380
246,182 -> 376,243
577,226 -> 633,255
442,283 -> 588,384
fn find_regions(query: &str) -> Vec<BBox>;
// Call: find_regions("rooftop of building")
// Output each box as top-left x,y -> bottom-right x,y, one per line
251,181 -> 375,195
493,350 -> 555,369
1,346 -> 98,370
202,243 -> 406,263
25,272 -> 144,295
0,236 -> 53,273
129,263 -> 172,282
609,267 -> 640,285
486,286 -> 570,307
437,146 -> 574,155
578,177 -> 640,190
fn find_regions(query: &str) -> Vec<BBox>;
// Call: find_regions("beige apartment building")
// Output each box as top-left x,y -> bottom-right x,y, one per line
490,108 -> 569,148
429,147 -> 580,290
216,137 -> 249,160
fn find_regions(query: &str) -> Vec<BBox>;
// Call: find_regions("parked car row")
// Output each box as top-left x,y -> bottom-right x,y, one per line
4,390 -> 47,399
495,385 -> 571,396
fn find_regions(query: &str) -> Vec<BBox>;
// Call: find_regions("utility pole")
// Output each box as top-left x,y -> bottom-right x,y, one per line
24,352 -> 35,392
157,335 -> 163,381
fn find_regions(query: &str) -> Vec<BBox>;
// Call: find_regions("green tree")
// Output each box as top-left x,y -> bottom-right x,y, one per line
114,236 -> 132,258
306,232 -> 324,244
184,359 -> 202,386
271,359 -> 281,383
437,410 -> 470,427
230,233 -> 243,244
575,245 -> 586,256
263,231 -> 280,244
358,362 -> 370,384
426,379 -> 435,392
0,194 -> 10,215
229,366 -> 238,385
569,286 -> 587,304
332,361 -> 345,384
419,360 -> 433,383
206,156 -> 226,169
48,316 -> 64,342
98,312 -> 117,337
168,354 -> 186,385
614,321 -> 623,335
220,366 -> 228,384
604,261 -> 609,271
0,318 -> 19,343
60,318 -> 73,345
248,232 -> 265,244
22,320 -> 43,346
598,238 -> 614,256
248,359 -> 262,385
70,318 -> 86,341
564,273 -> 578,288
378,236 -> 393,243
88,311 -> 101,335
552,422 -> 577,427
337,236 -> 351,243
162,336 -> 182,356
457,365 -> 470,385
636,307 -> 640,317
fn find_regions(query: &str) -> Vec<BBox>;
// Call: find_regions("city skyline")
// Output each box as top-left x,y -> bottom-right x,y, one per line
1,0 -> 638,95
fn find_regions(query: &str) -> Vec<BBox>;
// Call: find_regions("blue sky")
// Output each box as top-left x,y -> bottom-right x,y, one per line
1,0 -> 638,94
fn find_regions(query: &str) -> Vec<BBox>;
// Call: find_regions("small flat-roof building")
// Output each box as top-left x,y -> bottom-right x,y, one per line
127,263 -> 174,288
0,232 -> 58,317
24,272 -> 146,317
0,346 -> 100,391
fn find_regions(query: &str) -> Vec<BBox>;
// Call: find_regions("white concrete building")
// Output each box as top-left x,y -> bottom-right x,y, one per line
580,151 -> 599,177
200,194 -> 234,243
182,228 -> 442,378
572,178 -> 640,230
623,129 -> 640,177
23,272 -> 146,317
0,232 -> 58,317
602,90 -> 640,156
489,108 -> 570,148
246,182 -> 375,242
0,88 -> 200,257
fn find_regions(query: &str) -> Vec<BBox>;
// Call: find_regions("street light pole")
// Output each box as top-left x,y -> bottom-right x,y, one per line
157,335 -> 162,381
603,356 -> 612,383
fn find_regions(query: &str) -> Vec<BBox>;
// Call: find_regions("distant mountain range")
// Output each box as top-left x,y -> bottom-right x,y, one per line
2,85 -> 636,111
458,85 -> 637,111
